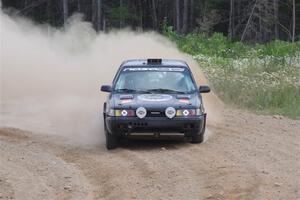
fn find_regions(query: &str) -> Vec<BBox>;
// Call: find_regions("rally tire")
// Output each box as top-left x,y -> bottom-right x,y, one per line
105,131 -> 119,150
191,133 -> 204,143
103,106 -> 119,150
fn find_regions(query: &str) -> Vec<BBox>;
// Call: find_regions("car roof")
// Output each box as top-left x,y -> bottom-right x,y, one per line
121,59 -> 189,68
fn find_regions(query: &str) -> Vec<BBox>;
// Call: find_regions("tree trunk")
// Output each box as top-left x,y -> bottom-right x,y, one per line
228,0 -> 234,40
175,0 -> 180,33
47,0 -> 51,24
241,0 -> 257,42
151,0 -> 158,30
236,0 -> 241,37
77,0 -> 81,12
190,0 -> 194,30
46,0 -> 52,34
103,17 -> 106,32
96,0 -> 102,31
273,0 -> 278,39
62,0 -> 68,25
92,0 -> 102,31
92,0 -> 96,29
292,0 -> 295,42
120,0 -> 123,28
182,0 -> 188,34
259,2 -> 262,42
138,0 -> 143,30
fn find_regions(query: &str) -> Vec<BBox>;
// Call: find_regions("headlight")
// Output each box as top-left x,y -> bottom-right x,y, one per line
176,109 -> 202,117
108,109 -> 135,117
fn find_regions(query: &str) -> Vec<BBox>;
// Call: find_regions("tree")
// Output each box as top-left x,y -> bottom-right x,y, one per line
92,0 -> 102,31
228,0 -> 235,40
292,0 -> 295,42
97,0 -> 102,31
190,0 -> 194,29
273,0 -> 278,39
46,0 -> 52,25
119,0 -> 123,28
151,0 -> 158,30
182,0 -> 189,34
62,0 -> 68,25
175,0 -> 180,33
240,0 -> 275,42
77,0 -> 81,12
138,0 -> 143,29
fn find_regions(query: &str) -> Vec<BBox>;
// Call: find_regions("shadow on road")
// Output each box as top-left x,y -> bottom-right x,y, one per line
119,137 -> 191,151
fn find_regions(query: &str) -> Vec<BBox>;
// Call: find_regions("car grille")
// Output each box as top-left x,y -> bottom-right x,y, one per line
146,110 -> 165,117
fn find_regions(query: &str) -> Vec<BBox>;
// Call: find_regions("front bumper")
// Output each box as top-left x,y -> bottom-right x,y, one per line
105,114 -> 206,137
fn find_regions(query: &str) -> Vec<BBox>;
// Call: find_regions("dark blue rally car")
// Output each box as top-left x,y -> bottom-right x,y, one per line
101,59 -> 210,149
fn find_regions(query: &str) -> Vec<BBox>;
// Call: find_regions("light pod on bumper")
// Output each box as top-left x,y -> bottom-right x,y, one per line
176,109 -> 200,117
121,110 -> 128,116
165,107 -> 176,119
183,109 -> 190,116
110,109 -> 135,117
136,107 -> 147,119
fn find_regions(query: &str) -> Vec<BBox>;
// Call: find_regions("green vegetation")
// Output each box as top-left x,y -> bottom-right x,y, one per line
165,28 -> 300,118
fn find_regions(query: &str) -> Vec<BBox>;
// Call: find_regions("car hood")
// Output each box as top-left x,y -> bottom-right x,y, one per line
111,93 -> 201,109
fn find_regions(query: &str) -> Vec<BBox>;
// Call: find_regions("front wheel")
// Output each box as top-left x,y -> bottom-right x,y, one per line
104,110 -> 119,150
191,133 -> 204,143
191,115 -> 206,144
105,130 -> 119,150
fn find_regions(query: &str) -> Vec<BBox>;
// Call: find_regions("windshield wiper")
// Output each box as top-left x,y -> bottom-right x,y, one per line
115,89 -> 152,94
147,88 -> 186,94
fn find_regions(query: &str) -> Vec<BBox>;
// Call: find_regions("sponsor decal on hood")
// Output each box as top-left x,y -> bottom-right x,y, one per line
119,94 -> 134,104
176,94 -> 191,104
137,94 -> 173,102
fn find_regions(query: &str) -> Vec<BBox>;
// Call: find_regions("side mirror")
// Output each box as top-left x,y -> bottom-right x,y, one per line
199,85 -> 211,93
101,85 -> 112,92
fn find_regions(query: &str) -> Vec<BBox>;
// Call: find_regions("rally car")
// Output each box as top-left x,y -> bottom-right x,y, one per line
101,59 -> 210,149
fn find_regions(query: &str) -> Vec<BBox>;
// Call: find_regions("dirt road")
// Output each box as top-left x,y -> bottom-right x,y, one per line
0,109 -> 299,200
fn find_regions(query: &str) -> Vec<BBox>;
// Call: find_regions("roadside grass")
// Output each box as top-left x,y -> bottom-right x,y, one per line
165,28 -> 300,119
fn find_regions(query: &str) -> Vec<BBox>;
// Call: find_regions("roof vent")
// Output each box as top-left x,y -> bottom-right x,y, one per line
147,58 -> 162,64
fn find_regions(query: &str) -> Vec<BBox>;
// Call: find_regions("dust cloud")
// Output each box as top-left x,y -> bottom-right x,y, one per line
0,11 -> 222,145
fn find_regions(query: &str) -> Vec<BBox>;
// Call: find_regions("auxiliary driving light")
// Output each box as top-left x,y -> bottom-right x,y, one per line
176,109 -> 200,117
183,109 -> 190,116
136,107 -> 147,119
121,110 -> 128,116
110,109 -> 135,117
165,107 -> 176,119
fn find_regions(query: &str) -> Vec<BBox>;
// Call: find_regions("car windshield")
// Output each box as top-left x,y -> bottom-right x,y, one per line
114,67 -> 196,94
